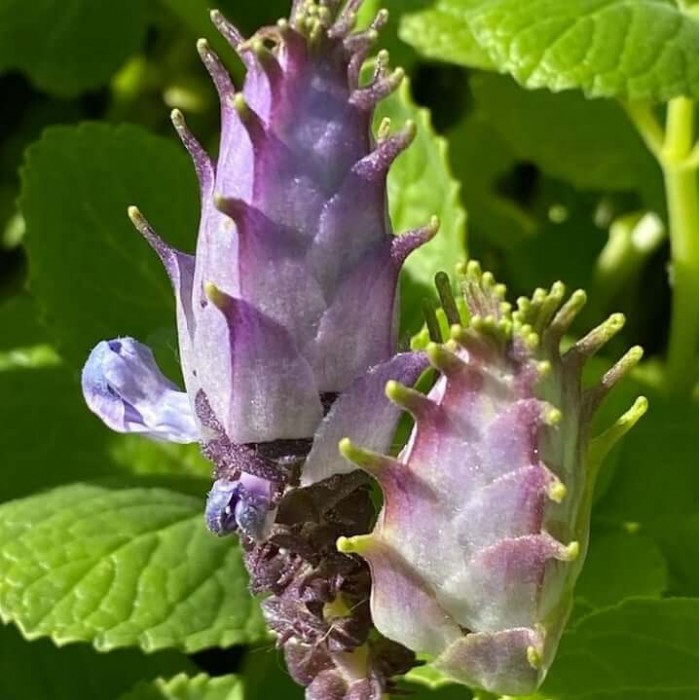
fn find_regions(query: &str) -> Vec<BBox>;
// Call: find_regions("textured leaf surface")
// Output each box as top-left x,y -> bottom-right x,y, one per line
120,673 -> 243,700
0,622 -> 193,700
21,123 -> 199,370
539,598 -> 697,700
0,0 -> 147,96
467,0 -> 698,101
398,0 -> 494,70
0,483 -> 266,652
377,79 -> 467,333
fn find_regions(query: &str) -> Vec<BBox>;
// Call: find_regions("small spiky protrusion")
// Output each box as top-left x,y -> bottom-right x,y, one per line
338,261 -> 646,695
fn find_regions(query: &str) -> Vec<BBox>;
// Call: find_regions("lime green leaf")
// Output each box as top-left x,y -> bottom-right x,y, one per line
21,123 -> 198,371
0,483 -> 266,652
120,673 -> 243,700
539,598 -> 697,700
0,0 -> 147,97
467,0 -> 698,101
404,660 -> 458,691
470,73 -> 662,194
576,530 -> 667,608
0,622 -> 194,700
398,0 -> 494,70
377,79 -> 468,333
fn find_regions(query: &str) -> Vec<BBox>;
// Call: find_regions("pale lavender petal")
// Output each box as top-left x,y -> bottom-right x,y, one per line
218,198 -> 326,353
435,627 -> 544,696
301,352 -> 428,486
195,291 -> 323,444
128,208 -> 198,395
339,536 -> 461,656
81,338 -> 198,443
307,241 -> 399,392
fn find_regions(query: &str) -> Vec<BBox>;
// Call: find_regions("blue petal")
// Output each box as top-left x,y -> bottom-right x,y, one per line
205,474 -> 274,541
81,337 -> 199,443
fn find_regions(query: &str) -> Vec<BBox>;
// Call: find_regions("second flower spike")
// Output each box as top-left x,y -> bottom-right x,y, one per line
338,263 -> 648,695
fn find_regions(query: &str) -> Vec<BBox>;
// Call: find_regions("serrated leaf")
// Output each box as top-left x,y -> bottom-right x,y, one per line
0,622 -> 194,700
537,598 -> 698,700
399,0 -> 495,70
575,530 -> 667,608
376,79 -> 468,334
0,0 -> 147,97
467,0 -> 698,101
120,673 -> 243,700
21,123 -> 199,372
0,483 -> 266,653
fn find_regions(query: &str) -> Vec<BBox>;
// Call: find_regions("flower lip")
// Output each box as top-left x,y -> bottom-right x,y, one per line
81,337 -> 199,443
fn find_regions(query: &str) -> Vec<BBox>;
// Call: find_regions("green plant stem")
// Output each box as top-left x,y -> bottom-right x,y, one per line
626,97 -> 698,395
661,97 -> 698,395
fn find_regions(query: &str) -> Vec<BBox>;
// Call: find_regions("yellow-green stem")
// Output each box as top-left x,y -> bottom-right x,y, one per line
625,97 -> 698,396
662,97 -> 698,395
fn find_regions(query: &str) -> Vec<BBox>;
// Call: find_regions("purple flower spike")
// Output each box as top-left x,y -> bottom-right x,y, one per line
84,0 -> 435,457
338,263 -> 648,696
81,338 -> 198,443
125,1 -> 436,446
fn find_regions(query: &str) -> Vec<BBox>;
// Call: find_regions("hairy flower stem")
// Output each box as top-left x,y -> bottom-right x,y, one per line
625,97 -> 698,396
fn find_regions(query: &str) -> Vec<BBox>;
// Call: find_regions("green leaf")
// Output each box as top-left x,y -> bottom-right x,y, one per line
0,0 -> 148,97
120,673 -> 243,700
241,647 -> 304,700
0,295 -> 50,352
376,78 -> 468,334
575,530 -> 667,609
0,622 -> 194,700
467,0 -> 699,101
21,123 -> 199,371
595,393 -> 698,594
0,362 -> 115,502
539,598 -> 698,700
0,298 -> 210,501
470,73 -> 662,195
0,483 -> 267,653
398,0 -> 494,70
446,113 -> 537,250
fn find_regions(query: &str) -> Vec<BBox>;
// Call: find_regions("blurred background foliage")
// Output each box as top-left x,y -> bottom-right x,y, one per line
0,0 -> 697,698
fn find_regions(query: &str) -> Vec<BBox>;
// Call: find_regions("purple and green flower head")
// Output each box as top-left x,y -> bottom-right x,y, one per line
77,1 -> 649,696
81,0 -> 434,541
332,263 -> 647,695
